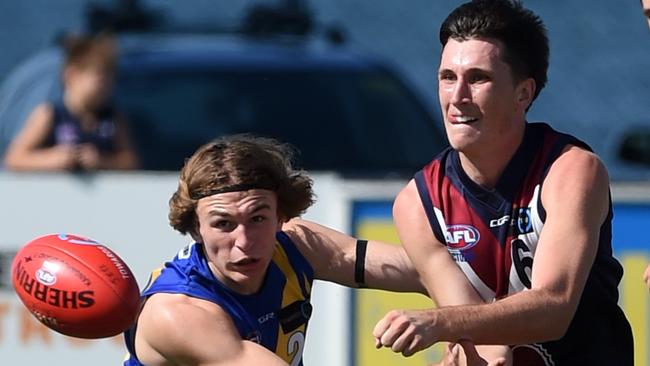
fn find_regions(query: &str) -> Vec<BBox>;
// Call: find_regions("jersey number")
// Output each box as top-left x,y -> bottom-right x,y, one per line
512,239 -> 533,289
287,331 -> 305,366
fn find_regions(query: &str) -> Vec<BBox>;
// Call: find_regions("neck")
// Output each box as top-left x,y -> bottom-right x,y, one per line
208,261 -> 263,296
458,124 -> 526,189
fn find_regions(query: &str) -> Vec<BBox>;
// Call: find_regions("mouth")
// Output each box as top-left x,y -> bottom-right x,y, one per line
449,115 -> 479,124
230,257 -> 261,270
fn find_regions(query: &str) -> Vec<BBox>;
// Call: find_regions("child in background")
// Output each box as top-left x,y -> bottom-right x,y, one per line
3,34 -> 138,171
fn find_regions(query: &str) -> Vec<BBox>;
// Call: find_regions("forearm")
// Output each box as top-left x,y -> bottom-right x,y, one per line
4,148 -> 70,171
434,288 -> 571,345
363,241 -> 427,294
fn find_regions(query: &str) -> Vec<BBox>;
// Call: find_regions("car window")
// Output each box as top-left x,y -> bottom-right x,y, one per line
116,67 -> 446,175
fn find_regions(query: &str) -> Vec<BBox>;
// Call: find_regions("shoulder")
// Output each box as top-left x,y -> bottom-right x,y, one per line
542,145 -> 609,219
26,103 -> 55,123
136,293 -> 241,364
280,219 -> 333,275
393,179 -> 423,220
545,145 -> 608,191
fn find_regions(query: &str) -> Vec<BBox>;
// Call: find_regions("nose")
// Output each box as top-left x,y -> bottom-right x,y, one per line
450,78 -> 472,106
233,224 -> 255,252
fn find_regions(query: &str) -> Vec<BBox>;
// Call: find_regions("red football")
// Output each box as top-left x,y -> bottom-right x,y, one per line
11,233 -> 141,339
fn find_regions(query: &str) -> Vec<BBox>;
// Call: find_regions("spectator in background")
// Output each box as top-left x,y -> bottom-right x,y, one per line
3,34 -> 138,171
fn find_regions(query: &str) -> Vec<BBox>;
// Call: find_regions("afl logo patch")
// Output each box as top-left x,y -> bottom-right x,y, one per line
445,225 -> 480,251
35,261 -> 60,286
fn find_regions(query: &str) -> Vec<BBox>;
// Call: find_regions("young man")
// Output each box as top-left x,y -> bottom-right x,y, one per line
123,135 -> 424,366
373,1 -> 634,365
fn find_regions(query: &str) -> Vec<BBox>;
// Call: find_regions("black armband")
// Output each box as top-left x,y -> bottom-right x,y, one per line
355,239 -> 368,288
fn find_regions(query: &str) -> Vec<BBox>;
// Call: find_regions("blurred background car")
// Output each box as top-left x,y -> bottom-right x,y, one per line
0,0 -> 446,176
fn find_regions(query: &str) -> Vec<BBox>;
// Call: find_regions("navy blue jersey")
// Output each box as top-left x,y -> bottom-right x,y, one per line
124,231 -> 314,366
415,123 -> 633,365
43,101 -> 118,153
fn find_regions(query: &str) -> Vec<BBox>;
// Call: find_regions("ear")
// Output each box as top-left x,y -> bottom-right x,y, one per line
276,214 -> 286,232
516,77 -> 536,110
190,219 -> 204,243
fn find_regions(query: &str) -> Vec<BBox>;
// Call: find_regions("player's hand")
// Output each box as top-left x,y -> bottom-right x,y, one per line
77,143 -> 100,170
373,309 -> 438,357
458,341 -> 509,366
429,342 -> 461,366
644,264 -> 650,293
430,342 -> 509,366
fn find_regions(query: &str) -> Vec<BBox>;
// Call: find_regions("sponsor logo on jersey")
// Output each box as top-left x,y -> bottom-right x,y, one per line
490,215 -> 511,228
445,224 -> 480,251
258,312 -> 275,324
516,207 -> 533,234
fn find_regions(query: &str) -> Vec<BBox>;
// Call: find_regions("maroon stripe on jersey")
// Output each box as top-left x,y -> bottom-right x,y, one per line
420,152 -> 502,295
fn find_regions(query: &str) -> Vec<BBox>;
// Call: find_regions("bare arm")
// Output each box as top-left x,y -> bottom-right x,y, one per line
375,146 -> 608,349
282,218 -> 426,294
374,179 -> 510,362
644,264 -> 650,293
135,293 -> 289,366
3,103 -> 77,170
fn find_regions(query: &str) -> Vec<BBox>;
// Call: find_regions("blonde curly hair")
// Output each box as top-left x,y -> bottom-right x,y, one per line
169,135 -> 315,241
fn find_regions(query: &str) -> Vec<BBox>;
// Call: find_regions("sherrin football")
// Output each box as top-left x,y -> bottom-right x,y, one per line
11,234 -> 141,338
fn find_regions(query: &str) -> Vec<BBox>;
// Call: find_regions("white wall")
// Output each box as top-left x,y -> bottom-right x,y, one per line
0,171 -> 404,366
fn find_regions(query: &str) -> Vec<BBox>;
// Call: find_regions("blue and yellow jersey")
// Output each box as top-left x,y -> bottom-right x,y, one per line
124,231 -> 314,366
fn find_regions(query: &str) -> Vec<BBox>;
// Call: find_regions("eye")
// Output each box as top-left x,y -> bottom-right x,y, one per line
438,71 -> 456,82
251,215 -> 267,223
213,220 -> 234,230
468,73 -> 490,84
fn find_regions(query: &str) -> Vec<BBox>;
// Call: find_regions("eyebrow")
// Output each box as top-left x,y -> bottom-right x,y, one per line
438,67 -> 491,76
208,203 -> 272,217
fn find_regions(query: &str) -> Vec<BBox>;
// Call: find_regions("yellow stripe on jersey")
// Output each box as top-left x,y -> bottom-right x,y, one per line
272,241 -> 309,364
622,255 -> 648,366
143,267 -> 163,293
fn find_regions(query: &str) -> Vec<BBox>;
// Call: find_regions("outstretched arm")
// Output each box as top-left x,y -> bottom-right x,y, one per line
282,218 -> 426,294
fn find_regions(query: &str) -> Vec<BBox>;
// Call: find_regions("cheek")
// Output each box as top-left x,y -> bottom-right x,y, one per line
202,231 -> 233,255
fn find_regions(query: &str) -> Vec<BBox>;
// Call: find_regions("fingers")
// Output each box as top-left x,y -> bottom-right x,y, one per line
373,310 -> 434,357
372,310 -> 401,347
444,342 -> 460,366
458,339 -> 481,362
487,357 -> 507,366
373,310 -> 417,356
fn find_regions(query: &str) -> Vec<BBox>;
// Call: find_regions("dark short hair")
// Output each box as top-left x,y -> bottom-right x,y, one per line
440,0 -> 549,103
169,135 -> 315,240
